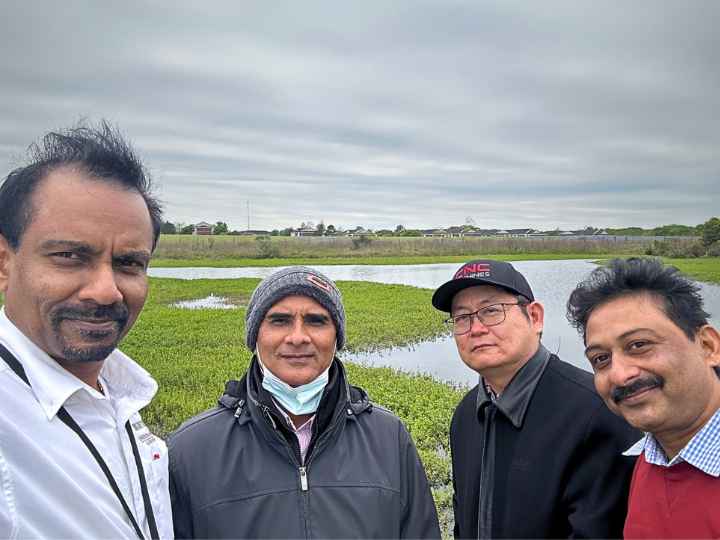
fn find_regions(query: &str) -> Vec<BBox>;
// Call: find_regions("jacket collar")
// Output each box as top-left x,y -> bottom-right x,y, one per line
476,344 -> 551,428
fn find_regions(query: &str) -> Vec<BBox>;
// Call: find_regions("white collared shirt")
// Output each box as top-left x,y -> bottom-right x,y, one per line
0,308 -> 173,539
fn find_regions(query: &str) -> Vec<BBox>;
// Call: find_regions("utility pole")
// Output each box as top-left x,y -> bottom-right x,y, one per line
247,200 -> 250,231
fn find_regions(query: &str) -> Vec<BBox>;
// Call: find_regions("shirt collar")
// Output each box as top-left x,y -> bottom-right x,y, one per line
476,344 -> 551,428
623,408 -> 720,477
271,397 -> 316,432
0,307 -> 157,422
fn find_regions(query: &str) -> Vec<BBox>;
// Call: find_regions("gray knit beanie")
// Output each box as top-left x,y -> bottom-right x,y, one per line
245,266 -> 346,352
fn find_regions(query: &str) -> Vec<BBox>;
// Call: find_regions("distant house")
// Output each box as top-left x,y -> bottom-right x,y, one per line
463,229 -> 494,237
347,227 -> 374,237
421,229 -> 447,238
446,226 -> 464,237
193,221 -> 213,235
291,226 -> 320,237
507,228 -> 539,237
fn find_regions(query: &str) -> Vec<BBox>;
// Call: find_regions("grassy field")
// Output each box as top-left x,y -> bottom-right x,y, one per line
120,277 -> 460,532
665,258 -> 720,284
586,257 -> 720,285
154,233 -> 660,260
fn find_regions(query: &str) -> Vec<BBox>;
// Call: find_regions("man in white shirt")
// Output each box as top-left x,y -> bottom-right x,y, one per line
0,121 -> 172,539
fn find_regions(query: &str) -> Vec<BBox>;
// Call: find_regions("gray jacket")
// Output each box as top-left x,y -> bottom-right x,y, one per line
169,358 -> 441,539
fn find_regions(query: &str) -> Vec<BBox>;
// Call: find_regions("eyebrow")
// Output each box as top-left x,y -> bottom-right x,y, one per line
40,239 -> 99,255
452,295 -> 504,312
266,312 -> 330,321
40,240 -> 151,264
114,251 -> 151,266
304,313 -> 330,321
584,327 -> 661,355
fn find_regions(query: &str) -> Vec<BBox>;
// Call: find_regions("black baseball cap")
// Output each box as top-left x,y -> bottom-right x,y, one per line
431,259 -> 535,312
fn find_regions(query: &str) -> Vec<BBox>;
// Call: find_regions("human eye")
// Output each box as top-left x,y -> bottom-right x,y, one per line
267,314 -> 291,326
305,314 -> 330,326
481,304 -> 504,316
453,313 -> 472,324
627,340 -> 652,354
49,251 -> 84,264
587,352 -> 610,370
52,251 -> 77,259
116,257 -> 147,273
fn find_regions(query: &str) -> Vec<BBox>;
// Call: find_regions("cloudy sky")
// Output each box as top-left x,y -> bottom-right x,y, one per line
1,1 -> 718,232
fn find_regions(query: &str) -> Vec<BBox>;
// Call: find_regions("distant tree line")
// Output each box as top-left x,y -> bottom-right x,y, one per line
644,217 -> 720,258
158,217 -> 720,244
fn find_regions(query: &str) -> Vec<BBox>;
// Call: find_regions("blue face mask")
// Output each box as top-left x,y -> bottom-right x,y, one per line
257,352 -> 333,416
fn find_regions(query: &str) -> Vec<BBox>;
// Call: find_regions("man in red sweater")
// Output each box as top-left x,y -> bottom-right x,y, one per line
568,257 -> 720,538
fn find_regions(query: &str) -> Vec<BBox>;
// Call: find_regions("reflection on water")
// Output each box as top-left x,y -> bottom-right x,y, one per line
150,261 -> 720,386
172,294 -> 237,310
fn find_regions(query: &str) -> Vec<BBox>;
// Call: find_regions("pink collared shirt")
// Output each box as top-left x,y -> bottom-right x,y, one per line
272,400 -> 316,463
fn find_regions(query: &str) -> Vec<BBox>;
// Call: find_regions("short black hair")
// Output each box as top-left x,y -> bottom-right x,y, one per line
567,257 -> 709,341
0,120 -> 162,251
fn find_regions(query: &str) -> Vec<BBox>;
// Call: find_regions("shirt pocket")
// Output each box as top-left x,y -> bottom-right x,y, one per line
138,435 -> 172,538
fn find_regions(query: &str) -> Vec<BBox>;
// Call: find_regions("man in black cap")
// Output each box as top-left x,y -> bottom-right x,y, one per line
432,260 -> 639,539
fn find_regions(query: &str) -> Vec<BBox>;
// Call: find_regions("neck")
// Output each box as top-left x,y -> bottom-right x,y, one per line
656,387 -> 720,460
287,411 -> 313,429
54,359 -> 105,392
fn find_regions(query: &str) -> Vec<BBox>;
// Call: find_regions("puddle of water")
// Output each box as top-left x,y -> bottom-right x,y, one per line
347,336 -> 478,388
172,294 -> 238,310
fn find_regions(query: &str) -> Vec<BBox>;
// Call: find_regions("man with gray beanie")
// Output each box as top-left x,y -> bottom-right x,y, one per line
168,266 -> 441,539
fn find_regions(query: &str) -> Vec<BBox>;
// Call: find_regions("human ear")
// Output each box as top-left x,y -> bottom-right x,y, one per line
527,301 -> 545,335
697,325 -> 720,369
0,235 -> 13,293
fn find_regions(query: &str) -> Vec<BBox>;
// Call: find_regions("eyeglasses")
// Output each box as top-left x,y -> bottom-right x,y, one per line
445,302 -> 525,335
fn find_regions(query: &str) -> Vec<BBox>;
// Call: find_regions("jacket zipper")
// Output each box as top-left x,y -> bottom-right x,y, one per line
259,395 -> 356,537
259,403 -> 310,535
299,466 -> 308,491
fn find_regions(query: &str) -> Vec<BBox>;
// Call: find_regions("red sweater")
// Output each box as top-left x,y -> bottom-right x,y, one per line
625,453 -> 720,538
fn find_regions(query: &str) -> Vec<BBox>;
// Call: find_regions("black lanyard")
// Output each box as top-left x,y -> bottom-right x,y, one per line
0,343 -> 160,540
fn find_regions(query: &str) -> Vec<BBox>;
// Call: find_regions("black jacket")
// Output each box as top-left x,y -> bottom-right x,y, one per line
169,358 -> 441,539
451,347 -> 640,539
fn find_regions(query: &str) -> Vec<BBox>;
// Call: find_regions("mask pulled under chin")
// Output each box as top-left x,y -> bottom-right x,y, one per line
256,349 -> 334,416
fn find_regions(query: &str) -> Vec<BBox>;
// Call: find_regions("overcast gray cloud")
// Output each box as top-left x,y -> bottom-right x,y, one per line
2,0 -> 718,231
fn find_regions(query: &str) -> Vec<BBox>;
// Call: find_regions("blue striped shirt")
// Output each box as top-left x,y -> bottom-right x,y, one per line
624,407 -> 720,477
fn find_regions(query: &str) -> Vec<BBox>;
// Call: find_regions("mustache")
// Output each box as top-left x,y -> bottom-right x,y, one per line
51,303 -> 129,328
611,375 -> 664,404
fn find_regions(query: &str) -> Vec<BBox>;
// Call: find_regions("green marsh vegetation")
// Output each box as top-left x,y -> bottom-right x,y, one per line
659,258 -> 720,284
586,258 -> 720,285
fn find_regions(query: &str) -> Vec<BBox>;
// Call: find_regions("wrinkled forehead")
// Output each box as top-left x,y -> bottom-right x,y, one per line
451,284 -> 517,312
266,293 -> 330,315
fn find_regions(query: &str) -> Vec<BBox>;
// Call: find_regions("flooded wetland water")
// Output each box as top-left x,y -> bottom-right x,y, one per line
151,260 -> 720,387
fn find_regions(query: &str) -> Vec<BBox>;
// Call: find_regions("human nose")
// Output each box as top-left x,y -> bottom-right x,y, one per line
285,318 -> 311,345
607,354 -> 642,386
77,264 -> 124,305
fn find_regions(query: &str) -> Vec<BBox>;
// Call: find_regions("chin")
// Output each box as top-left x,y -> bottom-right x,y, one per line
59,343 -> 118,363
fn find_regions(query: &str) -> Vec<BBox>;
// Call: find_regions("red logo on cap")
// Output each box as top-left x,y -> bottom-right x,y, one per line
307,274 -> 332,292
454,262 -> 491,279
